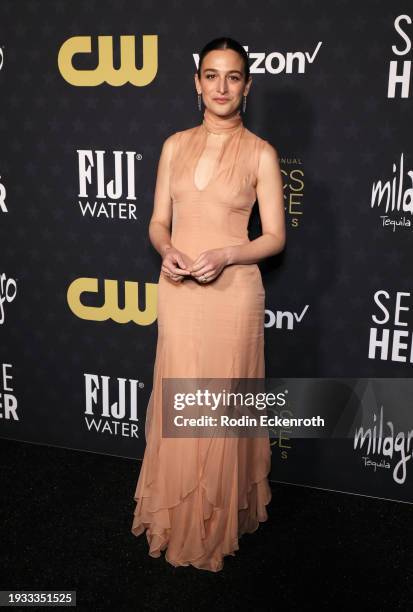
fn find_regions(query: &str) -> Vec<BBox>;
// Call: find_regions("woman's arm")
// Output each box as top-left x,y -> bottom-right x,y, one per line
148,134 -> 192,280
148,135 -> 175,258
224,141 -> 286,266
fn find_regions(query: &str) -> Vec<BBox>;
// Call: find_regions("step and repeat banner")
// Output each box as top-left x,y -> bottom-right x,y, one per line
1,1 -> 412,503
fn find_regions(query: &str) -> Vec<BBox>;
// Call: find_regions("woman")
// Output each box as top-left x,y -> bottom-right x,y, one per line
131,36 -> 286,572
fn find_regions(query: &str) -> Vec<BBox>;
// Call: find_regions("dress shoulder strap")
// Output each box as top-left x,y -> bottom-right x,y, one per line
169,131 -> 183,173
252,135 -> 270,183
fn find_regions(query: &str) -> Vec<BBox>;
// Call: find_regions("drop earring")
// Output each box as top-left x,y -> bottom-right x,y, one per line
242,95 -> 247,113
197,93 -> 202,111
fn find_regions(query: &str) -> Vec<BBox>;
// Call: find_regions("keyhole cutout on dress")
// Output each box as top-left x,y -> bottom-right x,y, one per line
193,133 -> 226,192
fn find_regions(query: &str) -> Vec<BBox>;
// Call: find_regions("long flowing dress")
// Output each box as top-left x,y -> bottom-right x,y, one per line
131,106 -> 272,572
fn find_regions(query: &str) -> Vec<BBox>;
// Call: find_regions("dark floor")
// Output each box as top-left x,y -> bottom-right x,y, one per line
0,438 -> 410,611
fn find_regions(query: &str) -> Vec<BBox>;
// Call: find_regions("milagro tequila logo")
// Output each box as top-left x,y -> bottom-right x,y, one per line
77,149 -> 141,220
0,273 -> 17,325
84,373 -> 145,438
354,405 -> 413,484
370,152 -> 413,231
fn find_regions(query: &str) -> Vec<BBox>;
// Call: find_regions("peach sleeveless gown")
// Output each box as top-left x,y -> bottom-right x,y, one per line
131,107 -> 272,572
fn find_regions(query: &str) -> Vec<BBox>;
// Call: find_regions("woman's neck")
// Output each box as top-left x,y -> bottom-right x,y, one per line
202,106 -> 243,135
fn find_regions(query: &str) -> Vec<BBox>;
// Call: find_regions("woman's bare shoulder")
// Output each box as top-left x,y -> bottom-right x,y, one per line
161,126 -> 198,155
260,138 -> 279,161
242,129 -> 279,177
159,131 -> 180,161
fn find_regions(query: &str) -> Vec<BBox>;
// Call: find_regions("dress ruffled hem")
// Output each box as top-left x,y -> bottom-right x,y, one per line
131,471 -> 272,573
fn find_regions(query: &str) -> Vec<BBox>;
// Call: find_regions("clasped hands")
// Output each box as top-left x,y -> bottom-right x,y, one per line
161,246 -> 228,284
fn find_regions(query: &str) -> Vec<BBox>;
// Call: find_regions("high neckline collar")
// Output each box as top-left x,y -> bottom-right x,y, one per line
202,106 -> 243,135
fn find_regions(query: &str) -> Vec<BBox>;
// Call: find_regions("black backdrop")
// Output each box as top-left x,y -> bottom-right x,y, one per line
1,0 -> 413,503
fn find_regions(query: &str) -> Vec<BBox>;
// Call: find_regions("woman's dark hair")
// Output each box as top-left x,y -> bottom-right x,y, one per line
197,37 -> 250,82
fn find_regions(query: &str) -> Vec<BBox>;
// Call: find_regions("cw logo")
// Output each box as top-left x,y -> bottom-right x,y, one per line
58,35 -> 158,86
67,277 -> 157,325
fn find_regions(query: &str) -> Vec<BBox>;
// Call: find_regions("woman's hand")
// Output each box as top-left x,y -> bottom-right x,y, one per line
189,248 -> 229,284
161,246 -> 193,283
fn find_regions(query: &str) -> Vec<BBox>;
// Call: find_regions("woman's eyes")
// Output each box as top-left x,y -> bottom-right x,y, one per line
205,74 -> 240,81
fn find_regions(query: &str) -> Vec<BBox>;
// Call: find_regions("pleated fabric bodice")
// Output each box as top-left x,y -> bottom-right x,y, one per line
169,107 -> 268,260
